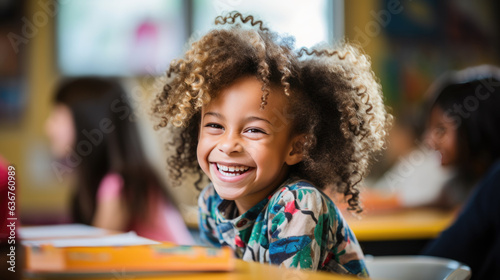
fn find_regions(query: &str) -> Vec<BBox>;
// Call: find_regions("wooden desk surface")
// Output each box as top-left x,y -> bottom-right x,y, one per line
17,224 -> 356,280
344,208 -> 456,241
23,259 -> 357,280
18,209 -> 456,279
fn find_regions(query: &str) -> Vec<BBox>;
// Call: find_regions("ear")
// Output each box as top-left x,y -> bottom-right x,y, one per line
285,134 -> 307,166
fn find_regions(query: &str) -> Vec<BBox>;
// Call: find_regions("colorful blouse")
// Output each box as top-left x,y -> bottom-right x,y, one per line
198,179 -> 368,277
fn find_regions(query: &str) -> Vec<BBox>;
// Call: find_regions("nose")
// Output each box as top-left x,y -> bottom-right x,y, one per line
217,131 -> 243,155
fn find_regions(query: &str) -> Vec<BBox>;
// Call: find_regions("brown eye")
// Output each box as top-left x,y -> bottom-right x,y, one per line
205,123 -> 224,130
244,128 -> 267,135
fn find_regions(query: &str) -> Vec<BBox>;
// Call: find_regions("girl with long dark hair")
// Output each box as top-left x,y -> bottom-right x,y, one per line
45,77 -> 193,244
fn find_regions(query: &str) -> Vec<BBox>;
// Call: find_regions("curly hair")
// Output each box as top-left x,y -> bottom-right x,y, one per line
152,12 -> 391,212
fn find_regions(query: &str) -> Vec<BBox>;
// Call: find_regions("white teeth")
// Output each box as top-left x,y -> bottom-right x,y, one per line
220,170 -> 239,176
216,163 -> 250,176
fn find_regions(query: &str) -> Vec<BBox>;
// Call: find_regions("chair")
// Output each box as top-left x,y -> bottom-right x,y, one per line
364,255 -> 471,280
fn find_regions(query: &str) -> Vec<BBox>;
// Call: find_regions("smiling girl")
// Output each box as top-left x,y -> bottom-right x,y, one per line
152,12 -> 391,277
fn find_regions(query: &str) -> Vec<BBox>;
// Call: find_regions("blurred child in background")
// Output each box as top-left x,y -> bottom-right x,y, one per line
365,115 -> 455,211
423,65 -> 500,279
362,66 -> 500,212
45,77 -> 193,244
423,65 -> 500,204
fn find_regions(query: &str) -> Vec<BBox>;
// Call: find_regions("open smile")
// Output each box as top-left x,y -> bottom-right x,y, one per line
211,162 -> 254,182
216,163 -> 251,176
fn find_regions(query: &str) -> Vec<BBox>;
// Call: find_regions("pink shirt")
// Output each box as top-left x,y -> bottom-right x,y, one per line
97,173 -> 193,244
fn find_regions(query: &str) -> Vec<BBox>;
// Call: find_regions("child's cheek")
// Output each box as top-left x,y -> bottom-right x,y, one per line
196,138 -> 211,178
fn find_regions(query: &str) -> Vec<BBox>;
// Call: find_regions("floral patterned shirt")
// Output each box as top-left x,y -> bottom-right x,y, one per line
198,179 -> 368,277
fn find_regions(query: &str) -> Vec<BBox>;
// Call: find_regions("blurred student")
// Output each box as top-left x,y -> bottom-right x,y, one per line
364,66 -> 499,211
424,65 -> 500,204
422,65 -> 500,279
365,117 -> 455,211
45,77 -> 193,244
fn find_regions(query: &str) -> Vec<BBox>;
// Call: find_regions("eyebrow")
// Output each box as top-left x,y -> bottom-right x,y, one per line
203,112 -> 272,125
204,112 -> 224,120
246,116 -> 272,125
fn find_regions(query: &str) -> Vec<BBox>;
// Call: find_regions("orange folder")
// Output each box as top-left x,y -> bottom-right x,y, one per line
25,243 -> 235,276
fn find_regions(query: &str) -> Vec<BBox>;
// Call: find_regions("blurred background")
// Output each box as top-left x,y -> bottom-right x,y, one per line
0,0 -> 499,227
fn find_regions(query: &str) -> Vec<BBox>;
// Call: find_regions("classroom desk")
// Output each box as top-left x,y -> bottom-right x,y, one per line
344,208 -> 456,241
16,224 -> 357,280
343,208 -> 456,256
17,209 -> 456,278
22,258 -> 357,280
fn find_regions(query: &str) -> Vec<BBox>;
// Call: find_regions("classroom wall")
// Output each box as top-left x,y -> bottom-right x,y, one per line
0,0 -> 70,223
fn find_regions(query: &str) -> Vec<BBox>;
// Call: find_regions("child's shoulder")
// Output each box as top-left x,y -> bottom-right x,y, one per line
273,179 -> 326,197
275,179 -> 319,194
269,179 -> 337,212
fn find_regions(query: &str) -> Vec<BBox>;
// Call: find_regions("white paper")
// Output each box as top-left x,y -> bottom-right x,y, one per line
22,231 -> 160,247
19,224 -> 108,240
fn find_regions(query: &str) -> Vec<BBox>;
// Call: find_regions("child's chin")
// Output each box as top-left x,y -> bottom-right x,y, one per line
212,184 -> 245,201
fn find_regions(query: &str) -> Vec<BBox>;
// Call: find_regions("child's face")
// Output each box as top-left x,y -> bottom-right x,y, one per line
45,104 -> 76,159
425,106 -> 458,166
197,76 -> 302,213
